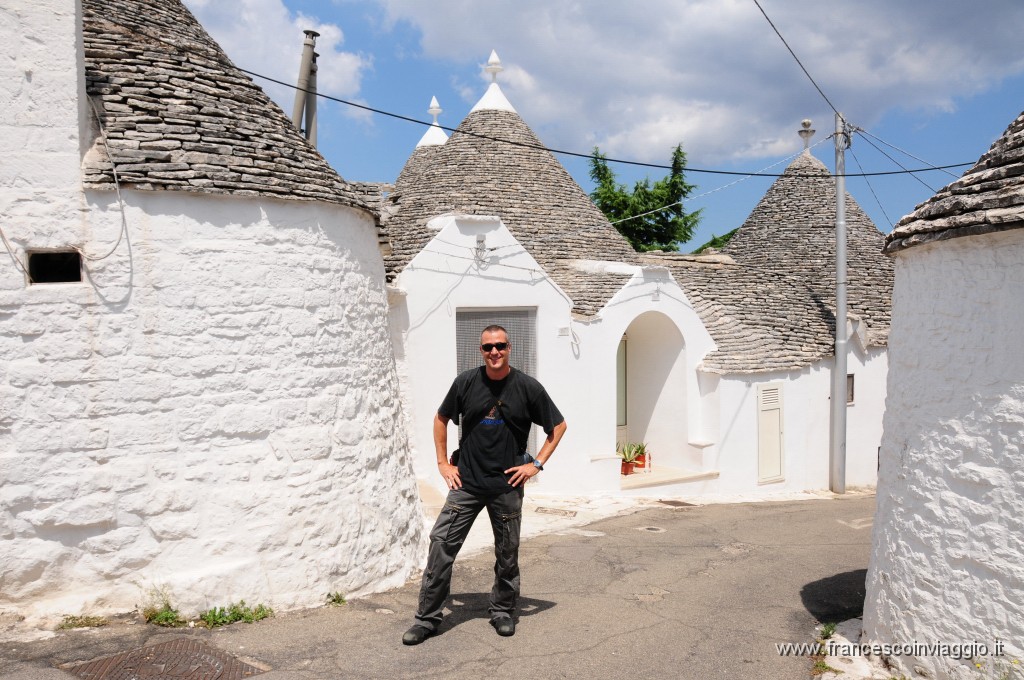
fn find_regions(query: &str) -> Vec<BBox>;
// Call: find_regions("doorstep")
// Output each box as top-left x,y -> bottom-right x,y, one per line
620,466 -> 719,490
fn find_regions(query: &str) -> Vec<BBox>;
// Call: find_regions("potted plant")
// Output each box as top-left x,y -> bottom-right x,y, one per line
633,442 -> 648,470
617,442 -> 640,475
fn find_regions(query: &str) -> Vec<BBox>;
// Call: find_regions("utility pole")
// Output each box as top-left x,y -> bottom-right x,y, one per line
830,112 -> 849,494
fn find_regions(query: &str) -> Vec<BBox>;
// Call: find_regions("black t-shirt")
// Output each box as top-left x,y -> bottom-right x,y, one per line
438,366 -> 564,495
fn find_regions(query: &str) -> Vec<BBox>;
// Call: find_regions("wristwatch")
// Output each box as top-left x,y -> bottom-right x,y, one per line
532,459 -> 544,471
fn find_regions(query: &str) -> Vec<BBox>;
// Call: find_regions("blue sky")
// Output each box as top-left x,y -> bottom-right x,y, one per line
185,0 -> 1024,251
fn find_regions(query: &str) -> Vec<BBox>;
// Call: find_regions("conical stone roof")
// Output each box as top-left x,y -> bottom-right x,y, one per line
723,151 -> 893,345
80,0 -> 367,210
643,252 -> 836,374
383,105 -> 641,318
885,110 -> 1024,253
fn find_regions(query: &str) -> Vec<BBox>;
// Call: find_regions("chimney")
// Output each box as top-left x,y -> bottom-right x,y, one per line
291,29 -> 319,142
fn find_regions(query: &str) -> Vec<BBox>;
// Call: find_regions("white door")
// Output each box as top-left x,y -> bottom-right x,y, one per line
757,384 -> 784,483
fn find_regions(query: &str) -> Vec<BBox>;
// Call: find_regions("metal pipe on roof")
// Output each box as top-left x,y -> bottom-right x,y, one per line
830,112 -> 849,494
291,29 -> 319,132
305,51 -> 318,147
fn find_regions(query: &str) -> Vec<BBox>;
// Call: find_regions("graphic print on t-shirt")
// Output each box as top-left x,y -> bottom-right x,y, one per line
481,404 -> 504,427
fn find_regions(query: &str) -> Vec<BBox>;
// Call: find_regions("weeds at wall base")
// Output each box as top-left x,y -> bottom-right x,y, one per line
196,601 -> 273,628
57,615 -> 108,630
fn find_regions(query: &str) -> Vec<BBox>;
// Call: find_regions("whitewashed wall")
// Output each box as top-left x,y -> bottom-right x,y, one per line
863,230 -> 1024,680
389,216 -> 719,497
0,0 -> 423,623
390,216 -> 889,499
587,267 -> 718,489
637,342 -> 886,499
389,216 -> 577,496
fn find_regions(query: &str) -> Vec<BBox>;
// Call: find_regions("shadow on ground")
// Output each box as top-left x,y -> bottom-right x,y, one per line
800,569 -> 866,622
435,593 -> 556,635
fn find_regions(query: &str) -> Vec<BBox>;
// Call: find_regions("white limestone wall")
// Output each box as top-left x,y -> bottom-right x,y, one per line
863,230 -> 1024,679
389,216 -> 579,497
588,268 -> 718,487
847,345 -> 887,485
650,342 -> 886,499
390,220 -> 888,500
390,218 -> 719,497
0,1 -> 424,622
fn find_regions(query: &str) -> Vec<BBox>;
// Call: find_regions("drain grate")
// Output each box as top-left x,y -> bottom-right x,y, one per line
63,638 -> 267,680
658,499 -> 695,507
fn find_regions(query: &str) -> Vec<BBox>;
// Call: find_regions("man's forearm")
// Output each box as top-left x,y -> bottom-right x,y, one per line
534,420 -> 567,466
433,413 -> 450,464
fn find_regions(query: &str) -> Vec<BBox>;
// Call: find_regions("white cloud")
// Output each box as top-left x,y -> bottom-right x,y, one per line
184,0 -> 372,122
373,0 -> 1024,164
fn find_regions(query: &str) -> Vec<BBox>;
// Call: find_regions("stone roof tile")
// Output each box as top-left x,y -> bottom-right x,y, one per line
722,151 -> 892,346
643,253 -> 836,374
885,110 -> 1024,252
384,107 -> 640,317
80,0 -> 367,211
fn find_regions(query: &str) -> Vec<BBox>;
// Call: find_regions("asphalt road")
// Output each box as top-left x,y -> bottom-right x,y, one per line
0,494 -> 875,680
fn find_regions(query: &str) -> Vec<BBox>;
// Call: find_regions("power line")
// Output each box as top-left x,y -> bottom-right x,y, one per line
751,0 -> 840,116
856,129 -> 962,180
242,68 -> 969,179
853,130 -> 936,194
89,13 -> 972,180
848,146 -> 893,229
611,137 -> 830,227
749,0 -> 953,190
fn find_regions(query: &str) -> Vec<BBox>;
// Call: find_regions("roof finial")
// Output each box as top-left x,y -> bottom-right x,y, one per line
428,96 -> 442,125
485,50 -> 503,83
416,96 -> 448,147
798,119 -> 815,150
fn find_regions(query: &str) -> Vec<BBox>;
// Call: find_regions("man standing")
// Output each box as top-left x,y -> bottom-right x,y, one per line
403,325 -> 567,644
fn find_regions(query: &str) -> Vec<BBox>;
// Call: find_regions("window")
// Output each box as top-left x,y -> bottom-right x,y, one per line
455,309 -> 537,377
455,308 -> 538,454
847,374 -> 855,404
28,251 -> 82,284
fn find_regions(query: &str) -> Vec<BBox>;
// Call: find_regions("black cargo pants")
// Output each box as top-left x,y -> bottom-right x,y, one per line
414,485 -> 524,631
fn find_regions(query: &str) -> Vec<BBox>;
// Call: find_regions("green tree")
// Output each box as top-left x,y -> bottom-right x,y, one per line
691,227 -> 738,254
589,144 -> 701,251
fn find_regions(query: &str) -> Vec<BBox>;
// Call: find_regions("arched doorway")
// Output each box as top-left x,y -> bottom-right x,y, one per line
617,311 -> 687,468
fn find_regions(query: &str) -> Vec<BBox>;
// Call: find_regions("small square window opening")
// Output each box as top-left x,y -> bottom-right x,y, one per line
846,374 -> 855,404
28,251 -> 82,284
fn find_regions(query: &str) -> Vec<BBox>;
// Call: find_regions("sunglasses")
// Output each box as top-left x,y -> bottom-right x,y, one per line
480,342 -> 509,352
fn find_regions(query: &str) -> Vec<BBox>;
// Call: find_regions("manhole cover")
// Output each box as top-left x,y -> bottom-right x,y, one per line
63,638 -> 267,680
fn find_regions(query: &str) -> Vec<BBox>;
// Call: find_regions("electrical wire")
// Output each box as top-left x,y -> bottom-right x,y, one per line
853,130 -> 936,194
0,224 -> 32,282
751,0 -> 954,191
611,136 -> 832,227
84,14 -> 973,180
751,0 -> 840,117
848,146 -> 893,229
0,98 -> 129,284
415,246 -> 576,308
83,97 -> 130,261
243,68 -> 969,179
856,128 -> 962,180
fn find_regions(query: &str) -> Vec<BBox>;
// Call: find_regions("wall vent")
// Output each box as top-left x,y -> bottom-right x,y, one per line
28,251 -> 82,284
